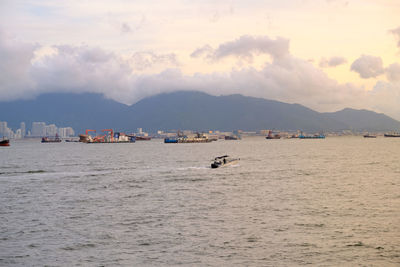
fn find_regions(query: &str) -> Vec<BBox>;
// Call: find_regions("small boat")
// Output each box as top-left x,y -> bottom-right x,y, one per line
211,155 -> 240,168
41,134 -> 62,143
0,138 -> 10,147
299,134 -> 325,139
266,130 -> 281,139
135,136 -> 151,141
164,132 -> 211,143
164,138 -> 178,143
363,134 -> 376,138
225,135 -> 240,140
384,132 -> 400,137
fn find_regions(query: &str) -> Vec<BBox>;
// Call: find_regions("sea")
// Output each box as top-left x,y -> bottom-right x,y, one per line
0,136 -> 399,266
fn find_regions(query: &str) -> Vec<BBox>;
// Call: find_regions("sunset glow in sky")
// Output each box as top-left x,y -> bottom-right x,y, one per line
1,0 -> 400,118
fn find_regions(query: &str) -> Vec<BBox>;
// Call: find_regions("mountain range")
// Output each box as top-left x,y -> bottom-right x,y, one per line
1,91 -> 399,134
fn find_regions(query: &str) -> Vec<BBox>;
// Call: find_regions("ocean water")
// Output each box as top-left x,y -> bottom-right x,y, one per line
0,137 -> 399,266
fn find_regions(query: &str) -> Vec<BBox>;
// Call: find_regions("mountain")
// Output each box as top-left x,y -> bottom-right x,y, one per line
0,93 -> 130,132
323,108 -> 400,132
127,91 -> 347,132
1,91 -> 399,133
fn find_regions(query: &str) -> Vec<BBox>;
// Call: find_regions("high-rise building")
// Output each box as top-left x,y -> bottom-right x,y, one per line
0,121 -> 7,135
31,122 -> 46,137
44,124 -> 58,137
58,127 -> 75,138
0,121 -> 14,138
20,122 -> 26,138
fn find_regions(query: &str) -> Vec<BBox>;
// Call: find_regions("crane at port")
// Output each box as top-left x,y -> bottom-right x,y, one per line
102,129 -> 114,142
85,129 -> 96,135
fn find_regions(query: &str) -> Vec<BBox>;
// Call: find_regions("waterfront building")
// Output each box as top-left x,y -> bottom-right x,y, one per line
58,127 -> 75,138
44,124 -> 58,137
20,122 -> 26,137
31,122 -> 46,137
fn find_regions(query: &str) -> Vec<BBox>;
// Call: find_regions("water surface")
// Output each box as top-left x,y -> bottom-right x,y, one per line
1,137 -> 399,266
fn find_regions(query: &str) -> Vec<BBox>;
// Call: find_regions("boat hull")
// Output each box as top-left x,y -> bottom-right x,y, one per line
41,138 -> 62,143
211,158 -> 240,168
136,136 -> 151,141
0,139 -> 10,146
299,135 -> 325,139
164,138 -> 178,143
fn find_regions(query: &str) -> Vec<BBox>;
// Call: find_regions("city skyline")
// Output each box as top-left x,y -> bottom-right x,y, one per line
0,121 -> 75,139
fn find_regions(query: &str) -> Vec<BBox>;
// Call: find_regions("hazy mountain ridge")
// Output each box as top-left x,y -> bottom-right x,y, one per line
1,91 -> 399,133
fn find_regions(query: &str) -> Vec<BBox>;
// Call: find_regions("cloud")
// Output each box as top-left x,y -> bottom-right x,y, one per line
350,55 -> 385,79
121,23 -> 132,33
319,56 -> 347,68
368,81 -> 400,118
390,26 -> 400,47
3,31 -> 400,119
386,63 -> 400,82
0,30 -> 37,100
191,35 -> 290,62
129,51 -> 180,71
190,45 -> 213,58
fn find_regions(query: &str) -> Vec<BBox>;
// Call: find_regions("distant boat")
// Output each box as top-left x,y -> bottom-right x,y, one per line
135,136 -> 151,141
211,155 -> 240,168
299,133 -> 325,139
266,130 -> 281,139
225,135 -> 240,140
0,138 -> 10,147
384,132 -> 400,137
363,134 -> 376,138
164,138 -> 178,143
41,134 -> 61,143
164,132 -> 211,143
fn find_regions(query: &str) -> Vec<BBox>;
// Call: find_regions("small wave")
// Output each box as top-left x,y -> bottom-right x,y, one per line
27,170 -> 46,174
247,237 -> 259,243
346,241 -> 364,247
61,243 -> 96,251
0,170 -> 46,175
295,223 -> 325,228
176,166 -> 209,171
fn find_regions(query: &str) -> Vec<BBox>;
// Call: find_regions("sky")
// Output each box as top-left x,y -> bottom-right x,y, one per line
1,0 -> 400,118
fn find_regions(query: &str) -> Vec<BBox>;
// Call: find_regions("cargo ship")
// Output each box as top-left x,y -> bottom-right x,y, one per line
79,129 -> 135,143
164,132 -> 211,143
299,133 -> 325,139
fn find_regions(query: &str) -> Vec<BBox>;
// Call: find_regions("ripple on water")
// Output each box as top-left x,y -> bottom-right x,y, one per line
1,137 -> 399,266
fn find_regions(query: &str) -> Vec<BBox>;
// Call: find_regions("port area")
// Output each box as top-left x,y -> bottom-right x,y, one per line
79,129 -> 135,143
